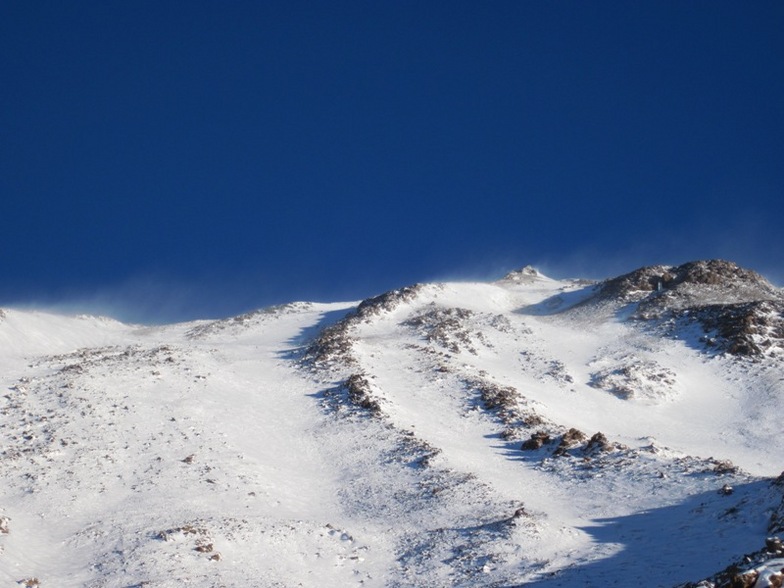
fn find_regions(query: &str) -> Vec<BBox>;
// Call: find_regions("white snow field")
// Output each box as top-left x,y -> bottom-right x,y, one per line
1,260 -> 783,587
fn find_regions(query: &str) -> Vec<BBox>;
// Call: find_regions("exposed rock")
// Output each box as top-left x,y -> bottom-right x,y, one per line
713,460 -> 739,475
303,321 -> 358,367
404,307 -> 478,354
157,524 -> 209,541
729,571 -> 758,588
585,432 -> 612,453
598,260 -> 775,307
476,381 -> 518,413
345,374 -> 382,415
304,284 -> 425,368
520,431 -> 551,451
500,265 -> 544,284
589,358 -> 677,400
554,428 -> 587,455
765,536 -> 783,554
693,300 -> 784,357
577,260 -> 783,358
354,285 -> 424,321
597,264 -> 673,301
670,260 -> 769,288
186,302 -> 313,339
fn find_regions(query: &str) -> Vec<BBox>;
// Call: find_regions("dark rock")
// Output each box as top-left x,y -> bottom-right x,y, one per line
585,432 -> 612,453
729,570 -> 758,588
521,431 -> 551,451
346,374 -> 382,415
598,264 -> 672,300
713,460 -> 739,475
354,285 -> 424,321
556,428 -> 587,453
304,285 -> 424,367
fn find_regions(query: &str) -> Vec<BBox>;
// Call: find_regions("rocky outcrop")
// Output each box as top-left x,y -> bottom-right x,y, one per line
500,265 -> 545,284
597,260 -> 776,309
304,284 -> 425,368
578,260 -> 783,358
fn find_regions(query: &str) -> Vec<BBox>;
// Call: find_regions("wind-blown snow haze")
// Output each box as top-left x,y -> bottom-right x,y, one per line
1,2 -> 782,318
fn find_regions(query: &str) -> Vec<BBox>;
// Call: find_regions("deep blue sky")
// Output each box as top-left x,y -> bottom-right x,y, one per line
2,2 -> 782,322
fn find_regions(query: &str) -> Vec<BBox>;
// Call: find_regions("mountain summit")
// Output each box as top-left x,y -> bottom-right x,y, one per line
0,260 -> 782,587
571,260 -> 784,357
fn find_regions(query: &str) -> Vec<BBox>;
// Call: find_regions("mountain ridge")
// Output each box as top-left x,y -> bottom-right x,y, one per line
0,259 -> 782,587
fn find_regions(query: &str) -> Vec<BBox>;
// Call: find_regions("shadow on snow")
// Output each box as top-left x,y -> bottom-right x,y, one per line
278,305 -> 356,360
500,480 -> 774,587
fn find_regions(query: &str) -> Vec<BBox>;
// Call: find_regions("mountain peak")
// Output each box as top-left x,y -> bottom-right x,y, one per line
580,259 -> 783,357
1,259 -> 783,586
500,265 -> 546,283
597,259 -> 778,305
665,259 -> 772,290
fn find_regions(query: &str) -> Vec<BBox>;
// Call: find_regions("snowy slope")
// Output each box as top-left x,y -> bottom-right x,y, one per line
1,260 -> 783,587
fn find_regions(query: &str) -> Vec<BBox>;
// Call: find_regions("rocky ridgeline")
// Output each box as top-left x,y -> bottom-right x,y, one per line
598,260 -> 775,304
586,260 -> 784,358
303,284 -> 425,368
304,285 -> 433,424
186,302 -> 313,339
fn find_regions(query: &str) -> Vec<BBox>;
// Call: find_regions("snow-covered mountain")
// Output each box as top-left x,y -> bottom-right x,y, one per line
1,259 -> 783,587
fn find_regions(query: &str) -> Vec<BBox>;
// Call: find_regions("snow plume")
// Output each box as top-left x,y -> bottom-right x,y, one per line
0,272 -> 271,324
423,255 -> 533,285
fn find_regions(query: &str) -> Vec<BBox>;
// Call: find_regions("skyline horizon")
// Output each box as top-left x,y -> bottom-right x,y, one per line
2,254 -> 780,325
2,2 -> 781,323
